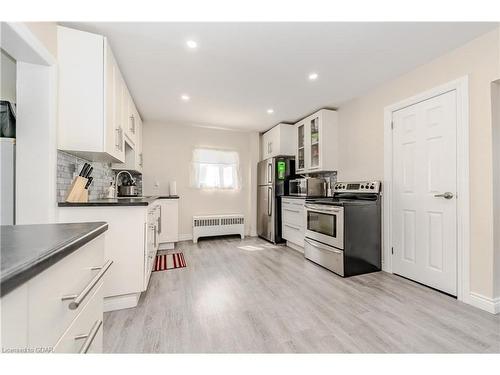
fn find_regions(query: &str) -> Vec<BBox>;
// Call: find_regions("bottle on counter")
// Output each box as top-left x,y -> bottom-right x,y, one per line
107,182 -> 115,198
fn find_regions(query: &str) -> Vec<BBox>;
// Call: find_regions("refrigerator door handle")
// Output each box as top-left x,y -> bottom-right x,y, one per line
268,187 -> 272,216
267,162 -> 272,184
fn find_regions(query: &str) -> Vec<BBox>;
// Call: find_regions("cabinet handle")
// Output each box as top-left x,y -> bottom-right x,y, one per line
61,260 -> 113,310
130,115 -> 135,134
139,153 -> 143,167
285,223 -> 301,230
154,226 -> 158,248
75,320 -> 102,354
115,128 -> 120,150
284,208 -> 300,213
115,127 -> 124,151
120,128 -> 124,151
158,206 -> 162,234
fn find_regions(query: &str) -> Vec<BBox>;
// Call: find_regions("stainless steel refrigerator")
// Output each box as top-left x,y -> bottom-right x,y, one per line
257,156 -> 295,243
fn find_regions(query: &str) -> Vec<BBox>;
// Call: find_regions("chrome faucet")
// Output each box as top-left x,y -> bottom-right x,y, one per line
114,171 -> 135,197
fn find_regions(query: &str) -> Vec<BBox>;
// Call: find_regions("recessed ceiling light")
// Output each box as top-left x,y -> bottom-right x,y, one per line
181,94 -> 190,101
267,109 -> 274,114
308,72 -> 319,81
186,40 -> 198,49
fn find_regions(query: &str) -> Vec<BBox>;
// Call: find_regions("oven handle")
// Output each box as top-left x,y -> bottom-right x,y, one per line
304,238 -> 343,254
305,204 -> 342,213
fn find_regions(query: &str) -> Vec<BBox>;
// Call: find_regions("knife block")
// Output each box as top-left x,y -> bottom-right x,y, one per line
65,176 -> 89,203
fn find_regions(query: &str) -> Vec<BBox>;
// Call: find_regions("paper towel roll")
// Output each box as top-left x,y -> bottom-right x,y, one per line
169,181 -> 177,196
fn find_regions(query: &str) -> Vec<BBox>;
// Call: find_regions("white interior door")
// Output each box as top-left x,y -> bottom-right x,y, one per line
392,90 -> 458,296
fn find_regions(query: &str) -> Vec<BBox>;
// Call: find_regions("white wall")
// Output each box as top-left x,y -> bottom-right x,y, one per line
142,122 -> 259,239
1,22 -> 58,224
492,81 -> 500,299
1,49 -> 16,103
337,28 -> 500,300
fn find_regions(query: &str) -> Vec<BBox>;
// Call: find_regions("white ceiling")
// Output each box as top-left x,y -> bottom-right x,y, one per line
64,22 -> 496,132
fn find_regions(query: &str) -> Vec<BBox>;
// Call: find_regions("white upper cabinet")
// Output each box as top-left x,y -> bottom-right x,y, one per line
295,109 -> 338,174
58,26 -> 142,164
260,123 -> 295,160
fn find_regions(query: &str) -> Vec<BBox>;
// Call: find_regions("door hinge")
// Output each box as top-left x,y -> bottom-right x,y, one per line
391,247 -> 394,255
391,121 -> 394,130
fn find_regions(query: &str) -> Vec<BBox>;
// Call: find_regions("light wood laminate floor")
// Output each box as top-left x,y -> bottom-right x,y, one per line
104,237 -> 500,353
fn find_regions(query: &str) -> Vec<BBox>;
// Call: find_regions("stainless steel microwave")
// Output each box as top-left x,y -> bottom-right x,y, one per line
289,177 -> 326,197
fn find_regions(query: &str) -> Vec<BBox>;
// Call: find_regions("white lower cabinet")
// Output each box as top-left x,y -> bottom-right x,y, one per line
0,234 -> 107,353
58,201 -> 167,312
158,199 -> 179,249
53,284 -> 104,353
281,198 -> 306,249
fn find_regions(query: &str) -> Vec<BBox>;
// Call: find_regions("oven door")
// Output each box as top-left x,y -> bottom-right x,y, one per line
304,204 -> 344,249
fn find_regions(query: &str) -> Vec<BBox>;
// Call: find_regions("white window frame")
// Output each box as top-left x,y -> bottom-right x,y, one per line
191,148 -> 240,191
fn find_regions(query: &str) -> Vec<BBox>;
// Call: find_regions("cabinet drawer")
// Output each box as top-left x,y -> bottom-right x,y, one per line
282,207 -> 303,228
282,198 -> 305,209
282,199 -> 305,228
53,284 -> 103,353
28,235 -> 106,347
282,223 -> 304,246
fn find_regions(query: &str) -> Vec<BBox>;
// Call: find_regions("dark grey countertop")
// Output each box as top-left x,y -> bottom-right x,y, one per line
58,195 -> 179,207
1,222 -> 108,296
281,195 -> 307,199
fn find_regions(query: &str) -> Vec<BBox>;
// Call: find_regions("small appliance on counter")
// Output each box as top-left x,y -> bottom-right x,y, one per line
289,177 -> 326,197
116,170 -> 138,197
304,181 -> 382,277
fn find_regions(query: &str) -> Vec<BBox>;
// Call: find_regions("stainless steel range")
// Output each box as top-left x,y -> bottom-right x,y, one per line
304,181 -> 382,277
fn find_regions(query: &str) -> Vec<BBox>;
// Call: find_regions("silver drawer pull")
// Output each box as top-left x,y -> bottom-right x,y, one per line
285,223 -> 301,230
284,208 -> 300,213
75,320 -> 102,354
305,204 -> 341,212
62,260 -> 113,310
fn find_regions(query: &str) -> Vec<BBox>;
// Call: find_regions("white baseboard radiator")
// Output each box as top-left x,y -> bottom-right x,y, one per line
192,214 -> 245,243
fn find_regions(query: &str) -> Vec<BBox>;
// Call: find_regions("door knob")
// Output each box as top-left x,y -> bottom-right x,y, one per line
434,192 -> 454,199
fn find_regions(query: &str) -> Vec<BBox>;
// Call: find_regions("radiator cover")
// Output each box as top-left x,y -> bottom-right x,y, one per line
192,214 -> 245,243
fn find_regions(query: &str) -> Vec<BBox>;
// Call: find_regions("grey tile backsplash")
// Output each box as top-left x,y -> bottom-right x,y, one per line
57,151 -> 142,201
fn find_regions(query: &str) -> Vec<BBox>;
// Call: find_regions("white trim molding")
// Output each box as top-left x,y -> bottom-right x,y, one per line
178,233 -> 194,242
468,293 -> 500,314
104,293 -> 140,312
383,76 -> 471,306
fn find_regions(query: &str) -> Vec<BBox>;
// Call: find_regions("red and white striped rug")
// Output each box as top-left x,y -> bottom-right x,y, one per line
153,253 -> 186,272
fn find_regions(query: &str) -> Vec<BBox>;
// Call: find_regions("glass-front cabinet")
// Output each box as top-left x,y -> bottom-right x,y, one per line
294,109 -> 339,173
297,123 -> 305,172
310,116 -> 320,169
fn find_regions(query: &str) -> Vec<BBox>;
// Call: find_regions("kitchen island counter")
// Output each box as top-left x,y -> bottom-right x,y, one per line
0,222 -> 108,296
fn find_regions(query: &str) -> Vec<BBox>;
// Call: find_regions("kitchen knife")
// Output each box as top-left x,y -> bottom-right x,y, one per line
80,163 -> 91,177
85,166 -> 93,178
85,177 -> 93,189
78,163 -> 89,177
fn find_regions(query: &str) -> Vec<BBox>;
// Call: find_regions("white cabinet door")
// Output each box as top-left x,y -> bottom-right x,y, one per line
294,110 -> 338,173
392,90 -> 458,296
123,90 -> 137,146
105,43 -> 120,161
134,110 -> 143,173
281,198 -> 305,247
159,199 -> 179,244
295,121 -> 306,173
52,285 -> 103,353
